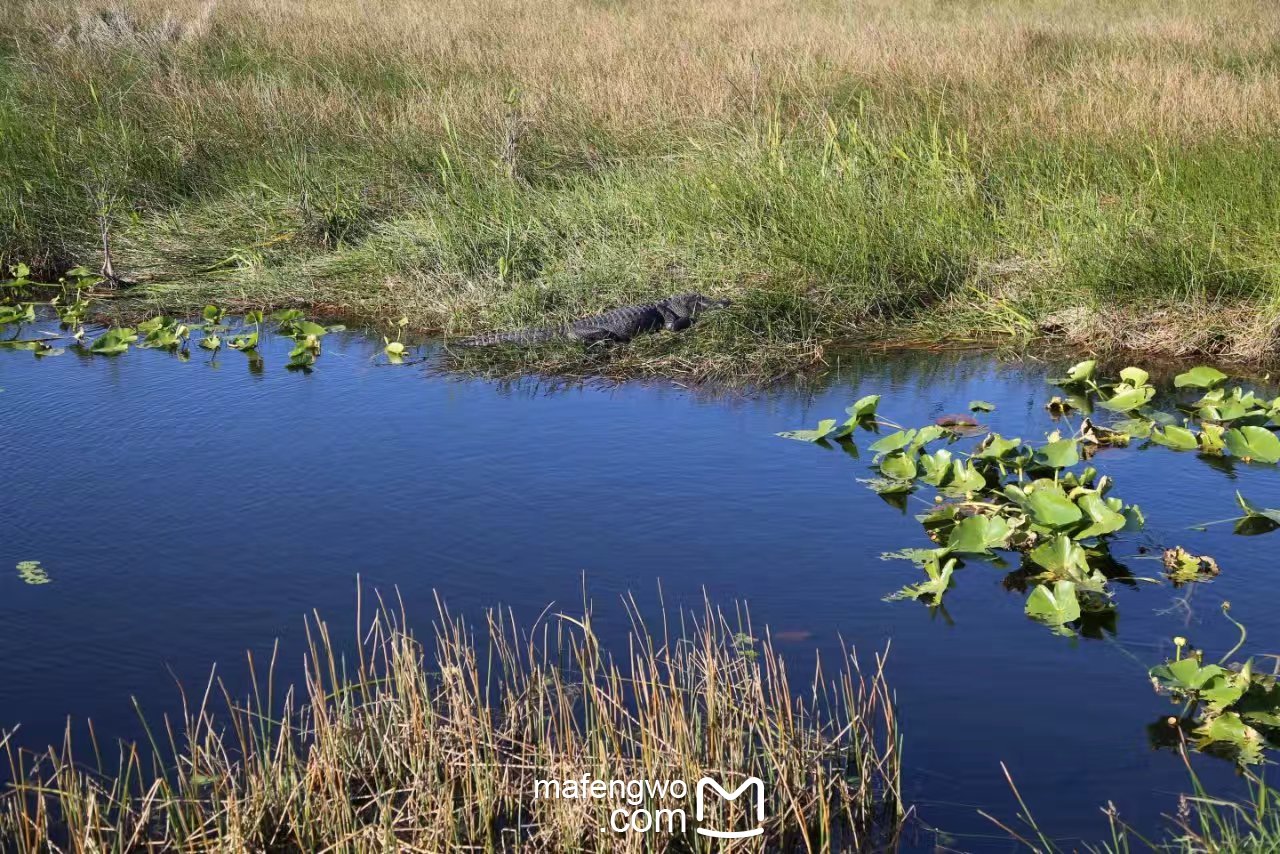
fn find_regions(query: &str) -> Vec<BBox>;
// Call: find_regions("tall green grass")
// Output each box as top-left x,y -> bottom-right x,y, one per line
3,1 -> 1280,376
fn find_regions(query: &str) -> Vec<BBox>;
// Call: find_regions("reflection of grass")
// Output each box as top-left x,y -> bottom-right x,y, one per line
5,0 -> 1280,378
0,595 -> 901,851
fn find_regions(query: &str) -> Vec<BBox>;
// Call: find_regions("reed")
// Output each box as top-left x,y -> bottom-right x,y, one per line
0,592 -> 900,851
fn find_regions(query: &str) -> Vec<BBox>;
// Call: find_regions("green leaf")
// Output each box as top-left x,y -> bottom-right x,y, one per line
1175,366 -> 1228,389
1224,426 -> 1280,464
229,331 -> 259,351
1025,486 -> 1084,529
885,556 -> 956,604
969,400 -> 996,412
1025,581 -> 1081,635
1050,359 -> 1097,387
16,560 -> 50,585
776,419 -> 837,442
1099,384 -> 1156,412
878,451 -> 918,481
846,394 -> 880,421
88,327 -> 138,355
1149,425 -> 1199,451
1028,535 -> 1096,583
1195,713 -> 1264,765
1075,493 -> 1127,539
869,430 -> 916,454
1118,366 -> 1150,387
975,433 -> 1022,460
1033,438 -> 1079,469
947,515 -> 1011,554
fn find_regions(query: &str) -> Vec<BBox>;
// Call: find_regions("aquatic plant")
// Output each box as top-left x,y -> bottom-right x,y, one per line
228,309 -> 262,351
774,361 -> 1280,638
87,327 -> 138,355
0,594 -> 900,852
1149,606 -> 1280,765
136,316 -> 189,350
383,315 -> 409,362
15,561 -> 49,585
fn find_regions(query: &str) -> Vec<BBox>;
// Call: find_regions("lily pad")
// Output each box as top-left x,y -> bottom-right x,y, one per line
1025,581 -> 1081,636
1175,366 -> 1228,389
777,419 -> 838,443
1224,426 -> 1280,464
1149,425 -> 1199,451
947,515 -> 1011,554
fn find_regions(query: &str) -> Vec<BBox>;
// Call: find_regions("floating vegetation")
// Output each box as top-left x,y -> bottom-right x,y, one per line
1162,547 -> 1221,585
88,327 -> 138,355
0,262 -> 364,373
775,360 -> 1280,641
15,561 -> 49,585
137,316 -> 189,350
1149,606 -> 1280,765
779,360 -> 1280,763
383,315 -> 409,363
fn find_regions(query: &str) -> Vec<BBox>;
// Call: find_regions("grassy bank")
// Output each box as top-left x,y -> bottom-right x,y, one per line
2,0 -> 1280,379
0,595 -> 900,851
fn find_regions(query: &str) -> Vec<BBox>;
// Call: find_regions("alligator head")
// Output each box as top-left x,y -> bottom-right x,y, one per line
667,292 -> 731,319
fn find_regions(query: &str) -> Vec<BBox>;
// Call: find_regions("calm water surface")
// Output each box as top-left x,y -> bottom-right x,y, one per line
3,324 -> 1278,850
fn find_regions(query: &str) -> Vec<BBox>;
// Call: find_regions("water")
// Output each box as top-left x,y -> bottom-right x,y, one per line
3,322 -> 1278,850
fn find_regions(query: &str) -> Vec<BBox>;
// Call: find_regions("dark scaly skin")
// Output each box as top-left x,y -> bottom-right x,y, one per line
456,293 -> 729,347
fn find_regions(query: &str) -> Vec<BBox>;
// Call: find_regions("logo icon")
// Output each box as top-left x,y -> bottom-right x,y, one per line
694,776 -> 765,839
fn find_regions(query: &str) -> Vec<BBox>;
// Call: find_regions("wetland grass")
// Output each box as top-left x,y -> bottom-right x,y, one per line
0,593 -> 901,852
3,0 -> 1280,379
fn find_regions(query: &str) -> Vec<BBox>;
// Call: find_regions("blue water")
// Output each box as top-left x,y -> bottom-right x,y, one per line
3,323 -> 1278,850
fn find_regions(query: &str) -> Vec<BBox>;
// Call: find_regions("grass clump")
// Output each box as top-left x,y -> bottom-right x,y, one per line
3,0 -> 1280,379
0,593 -> 901,851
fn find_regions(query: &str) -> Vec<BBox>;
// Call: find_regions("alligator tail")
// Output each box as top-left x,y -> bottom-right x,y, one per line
455,324 -> 565,347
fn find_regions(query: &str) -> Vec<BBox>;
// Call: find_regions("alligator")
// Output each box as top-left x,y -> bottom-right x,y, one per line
455,293 -> 730,347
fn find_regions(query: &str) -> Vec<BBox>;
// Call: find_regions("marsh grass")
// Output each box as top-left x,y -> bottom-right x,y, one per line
988,751 -> 1280,853
0,592 -> 901,852
3,0 -> 1280,378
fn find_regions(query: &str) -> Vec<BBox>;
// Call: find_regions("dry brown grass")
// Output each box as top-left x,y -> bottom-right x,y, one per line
9,0 -> 1280,143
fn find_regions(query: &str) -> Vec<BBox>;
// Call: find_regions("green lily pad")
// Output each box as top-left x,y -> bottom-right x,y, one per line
869,429 -> 916,454
1033,438 -> 1079,469
879,451 -> 918,481
1025,581 -> 1081,636
1149,425 -> 1199,451
1175,366 -> 1228,389
1100,384 -> 1156,412
1075,493 -> 1127,539
969,400 -> 996,412
1224,426 -> 1280,463
1025,486 -> 1084,529
777,419 -> 838,442
947,515 -> 1011,554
